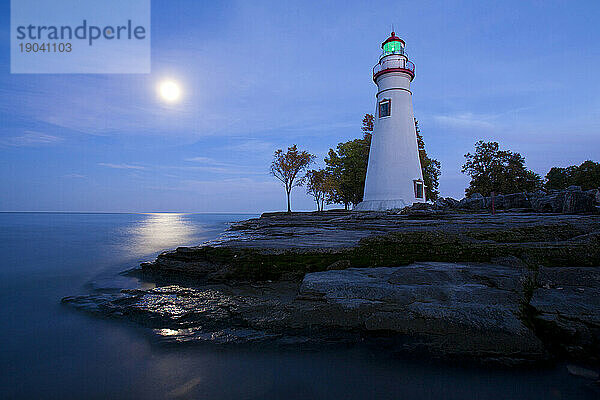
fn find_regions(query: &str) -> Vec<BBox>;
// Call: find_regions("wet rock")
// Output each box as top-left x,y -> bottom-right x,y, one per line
293,263 -> 545,359
65,262 -> 552,362
566,364 -> 600,380
529,267 -> 600,362
62,210 -> 600,364
62,283 -> 300,345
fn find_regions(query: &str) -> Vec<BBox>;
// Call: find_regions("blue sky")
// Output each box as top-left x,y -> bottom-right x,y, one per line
1,0 -> 599,212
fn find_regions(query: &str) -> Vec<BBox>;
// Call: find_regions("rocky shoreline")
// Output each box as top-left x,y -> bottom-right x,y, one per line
434,186 -> 600,214
63,209 -> 600,367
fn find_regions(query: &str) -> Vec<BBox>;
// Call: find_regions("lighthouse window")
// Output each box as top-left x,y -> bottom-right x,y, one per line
379,99 -> 391,118
414,180 -> 424,199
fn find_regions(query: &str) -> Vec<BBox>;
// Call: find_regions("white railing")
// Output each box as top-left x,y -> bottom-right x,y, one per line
373,59 -> 415,78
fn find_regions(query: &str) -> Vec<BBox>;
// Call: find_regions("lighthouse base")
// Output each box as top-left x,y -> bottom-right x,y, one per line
353,199 -> 412,211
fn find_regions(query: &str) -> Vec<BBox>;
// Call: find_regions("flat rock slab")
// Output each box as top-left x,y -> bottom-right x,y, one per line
295,263 -> 545,358
65,263 -> 544,357
65,211 -> 600,364
142,211 -> 600,282
219,211 -> 600,249
529,267 -> 600,360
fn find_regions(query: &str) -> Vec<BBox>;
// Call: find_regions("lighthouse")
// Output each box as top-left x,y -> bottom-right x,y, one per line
355,32 -> 425,211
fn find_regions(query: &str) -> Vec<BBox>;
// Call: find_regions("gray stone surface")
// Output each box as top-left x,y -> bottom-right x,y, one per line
433,188 -> 599,214
65,262 -> 552,362
64,211 -> 600,364
215,211 -> 600,249
563,190 -> 595,213
529,267 -> 600,360
296,263 -> 544,358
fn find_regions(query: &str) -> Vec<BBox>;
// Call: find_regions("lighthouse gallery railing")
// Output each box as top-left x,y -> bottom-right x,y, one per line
373,59 -> 415,79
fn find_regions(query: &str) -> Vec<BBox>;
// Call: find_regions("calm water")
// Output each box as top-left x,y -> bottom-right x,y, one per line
0,212 -> 596,399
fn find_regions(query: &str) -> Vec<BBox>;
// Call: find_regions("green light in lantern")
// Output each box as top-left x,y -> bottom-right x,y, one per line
383,41 -> 403,54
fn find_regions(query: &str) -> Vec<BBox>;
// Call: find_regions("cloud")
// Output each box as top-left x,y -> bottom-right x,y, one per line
1,131 -> 63,146
166,177 -> 280,194
184,156 -> 233,166
185,156 -> 215,163
433,113 -> 496,130
182,155 -> 267,175
98,163 -> 146,170
63,173 -> 86,179
226,139 -> 275,153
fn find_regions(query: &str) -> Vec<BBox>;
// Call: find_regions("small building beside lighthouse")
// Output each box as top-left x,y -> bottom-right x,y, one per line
355,32 -> 424,211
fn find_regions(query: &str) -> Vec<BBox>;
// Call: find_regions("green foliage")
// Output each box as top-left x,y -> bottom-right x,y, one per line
323,115 -> 374,209
462,141 -> 542,197
324,139 -> 370,209
415,120 -> 441,201
270,145 -> 315,213
545,160 -> 600,190
545,167 -> 575,190
361,114 -> 374,144
324,114 -> 441,207
305,169 -> 331,211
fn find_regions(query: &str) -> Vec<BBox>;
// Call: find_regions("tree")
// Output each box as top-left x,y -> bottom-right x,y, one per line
324,115 -> 373,209
361,114 -> 374,144
462,141 -> 542,197
572,160 -> 600,189
325,139 -> 370,209
305,169 -> 330,211
415,119 -> 441,201
545,167 -> 575,190
270,145 -> 315,213
545,160 -> 600,190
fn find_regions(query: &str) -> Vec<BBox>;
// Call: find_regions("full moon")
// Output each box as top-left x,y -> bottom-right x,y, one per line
158,80 -> 181,102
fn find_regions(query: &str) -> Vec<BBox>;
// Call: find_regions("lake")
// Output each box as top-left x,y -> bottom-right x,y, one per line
0,212 -> 596,399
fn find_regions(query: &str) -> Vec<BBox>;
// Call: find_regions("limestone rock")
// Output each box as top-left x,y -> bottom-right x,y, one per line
502,192 -> 531,209
562,190 -> 595,214
434,197 -> 459,209
459,195 -> 486,210
296,263 -> 545,359
529,267 -> 600,361
593,189 -> 600,204
531,192 -> 564,213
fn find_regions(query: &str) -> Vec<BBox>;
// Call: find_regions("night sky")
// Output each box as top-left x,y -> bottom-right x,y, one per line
1,0 -> 598,212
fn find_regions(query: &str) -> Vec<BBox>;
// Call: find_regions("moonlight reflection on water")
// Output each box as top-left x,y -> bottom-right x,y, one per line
0,213 -> 597,399
126,213 -> 200,256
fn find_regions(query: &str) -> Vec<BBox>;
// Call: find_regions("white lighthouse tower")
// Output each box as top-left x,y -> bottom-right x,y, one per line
355,32 -> 425,211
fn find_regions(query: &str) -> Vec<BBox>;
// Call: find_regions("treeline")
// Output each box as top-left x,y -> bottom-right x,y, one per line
545,161 -> 600,191
270,114 -> 441,212
461,141 -> 600,196
270,116 -> 599,212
